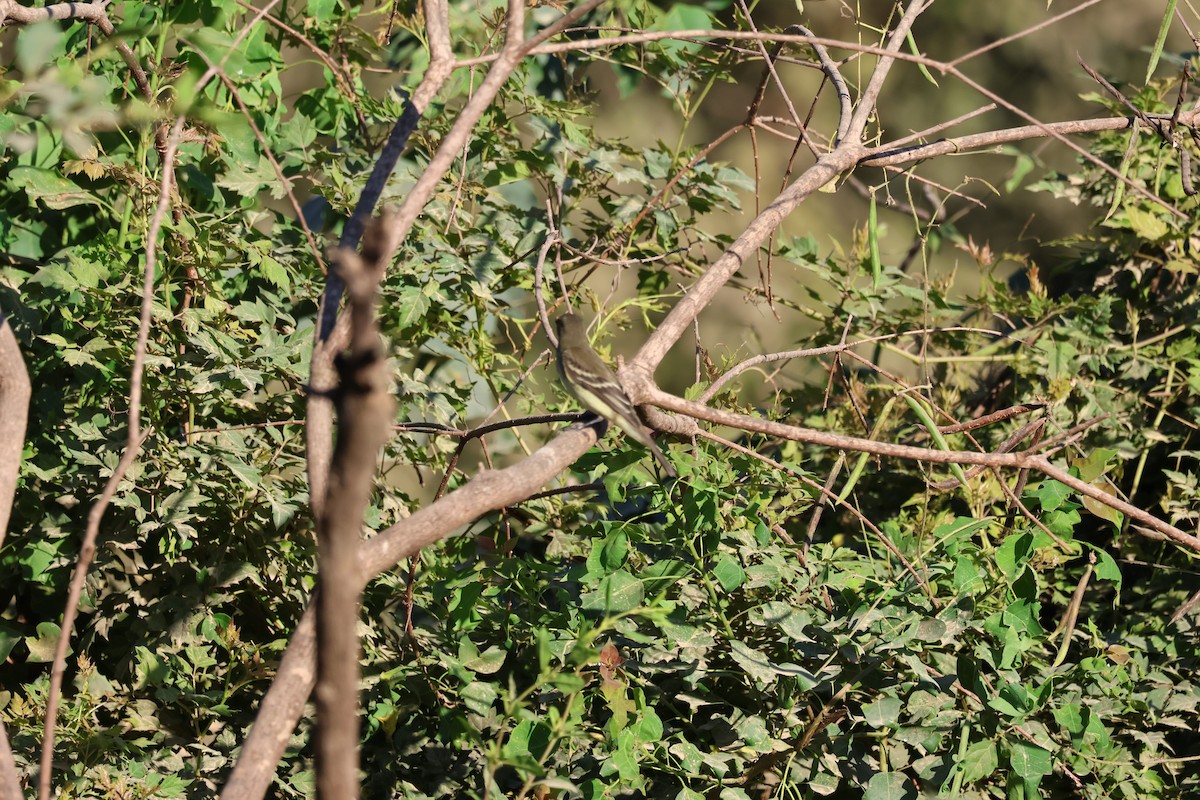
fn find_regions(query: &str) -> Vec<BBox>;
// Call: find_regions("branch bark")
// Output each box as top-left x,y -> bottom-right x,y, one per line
314,222 -> 396,800
220,424 -> 597,799
37,118 -> 184,800
307,0 -> 455,520
642,388 -> 1200,552
0,317 -> 28,550
0,315 -> 28,800
0,718 -> 19,800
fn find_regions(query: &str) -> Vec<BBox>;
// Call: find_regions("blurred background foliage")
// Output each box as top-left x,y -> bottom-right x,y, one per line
0,1 -> 1198,798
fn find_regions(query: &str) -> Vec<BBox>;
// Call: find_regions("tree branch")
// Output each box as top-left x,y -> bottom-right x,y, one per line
37,117 -> 185,800
643,388 -> 1200,552
221,423 -> 598,799
308,0 -> 455,520
315,220 -> 396,800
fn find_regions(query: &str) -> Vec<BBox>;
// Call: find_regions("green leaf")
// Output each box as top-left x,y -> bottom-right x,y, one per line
460,643 -> 506,675
581,570 -> 644,614
711,553 -> 745,591
307,0 -> 337,23
653,4 -> 713,32
953,556 -> 985,596
729,640 -> 776,686
862,696 -> 902,728
144,774 -> 190,798
1054,704 -> 1083,735
1029,480 -> 1071,513
1125,207 -> 1169,241
863,772 -> 913,800
504,719 -> 553,760
669,740 -> 704,773
995,532 -> 1033,577
0,625 -> 19,663
960,739 -> 999,783
460,680 -> 498,715
19,539 -> 60,583
598,529 -> 629,573
257,254 -> 291,291
24,622 -> 64,663
635,707 -> 663,743
15,21 -> 66,74
1008,741 -> 1053,780
187,28 -> 255,80
10,166 -> 100,209
226,458 -> 262,489
1144,0 -> 1179,82
393,285 -> 431,332
1090,547 -> 1122,587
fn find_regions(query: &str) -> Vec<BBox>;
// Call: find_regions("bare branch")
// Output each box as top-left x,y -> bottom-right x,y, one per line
308,0 -> 456,520
38,116 -> 186,800
844,0 -> 929,143
643,388 -> 1200,552
0,718 -> 18,800
219,605 -> 318,800
315,219 -> 396,800
0,316 -> 27,800
861,109 -> 1200,166
700,326 -> 1009,402
222,423 -> 600,799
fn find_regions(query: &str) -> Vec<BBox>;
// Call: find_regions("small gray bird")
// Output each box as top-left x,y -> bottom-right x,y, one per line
555,313 -> 677,478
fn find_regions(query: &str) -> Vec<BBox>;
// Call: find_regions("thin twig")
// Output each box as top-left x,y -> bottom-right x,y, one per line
38,117 -> 185,800
700,430 -> 939,606
645,388 -> 1200,552
701,327 -> 1008,402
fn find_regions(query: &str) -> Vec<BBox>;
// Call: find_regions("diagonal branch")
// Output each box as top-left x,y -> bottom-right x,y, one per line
221,423 -> 598,800
843,0 -> 929,144
0,317 -> 29,549
367,0 -> 605,276
308,0 -> 454,521
642,388 -> 1200,552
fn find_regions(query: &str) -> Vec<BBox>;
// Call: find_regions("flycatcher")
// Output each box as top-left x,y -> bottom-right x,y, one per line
555,313 -> 677,478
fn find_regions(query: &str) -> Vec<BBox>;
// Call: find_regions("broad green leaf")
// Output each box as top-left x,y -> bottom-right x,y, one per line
307,0 -> 337,23
1008,742 -> 1053,780
460,680 -> 498,715
1125,207 -> 1169,241
729,640 -> 776,686
598,529 -> 629,572
863,697 -> 903,728
10,167 -> 99,209
581,570 -> 644,614
960,739 -> 999,783
15,21 -> 66,74
635,707 -> 663,742
24,622 -> 64,663
0,625 -> 20,663
863,772 -> 913,800
712,553 -> 745,591
462,645 -> 506,675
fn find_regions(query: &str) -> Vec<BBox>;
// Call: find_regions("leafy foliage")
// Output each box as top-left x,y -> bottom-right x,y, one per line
0,2 -> 1197,800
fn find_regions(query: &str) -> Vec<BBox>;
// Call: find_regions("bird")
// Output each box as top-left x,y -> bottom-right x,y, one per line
555,313 -> 677,478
